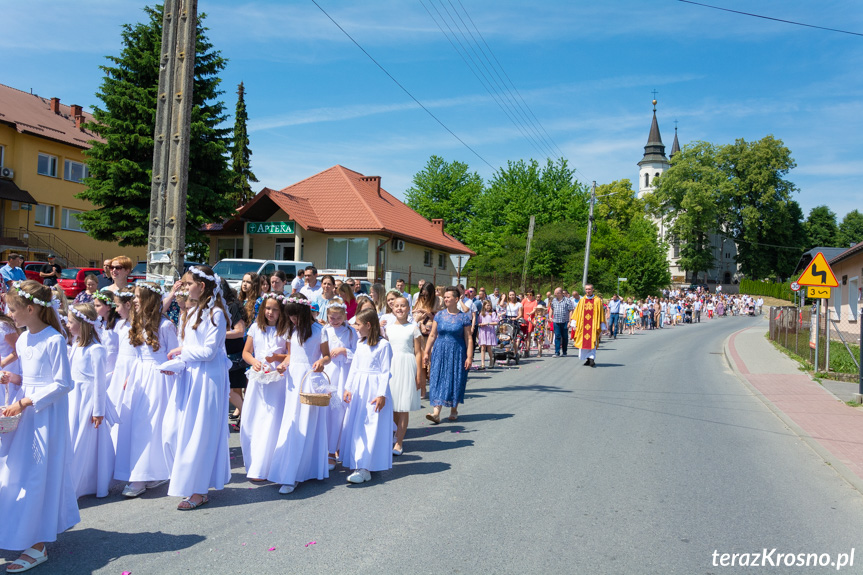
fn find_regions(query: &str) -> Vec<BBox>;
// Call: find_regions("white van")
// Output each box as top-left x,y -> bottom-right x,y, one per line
213,259 -> 313,291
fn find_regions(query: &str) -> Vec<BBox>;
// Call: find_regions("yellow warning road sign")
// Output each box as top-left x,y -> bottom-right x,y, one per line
807,286 -> 830,299
797,252 -> 839,287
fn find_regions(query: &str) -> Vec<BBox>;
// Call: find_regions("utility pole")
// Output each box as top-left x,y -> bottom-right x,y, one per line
582,181 -> 596,287
147,0 -> 197,280
521,215 -> 535,292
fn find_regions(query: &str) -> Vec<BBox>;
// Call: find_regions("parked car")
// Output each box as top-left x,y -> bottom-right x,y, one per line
129,260 -> 204,283
213,259 -> 314,291
58,267 -> 104,298
0,261 -> 48,284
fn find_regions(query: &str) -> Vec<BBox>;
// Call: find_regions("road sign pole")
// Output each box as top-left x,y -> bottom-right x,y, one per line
814,301 -> 820,373
825,308 -> 831,373
858,310 -> 862,397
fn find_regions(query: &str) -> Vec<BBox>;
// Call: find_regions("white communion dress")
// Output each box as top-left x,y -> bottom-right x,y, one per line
68,341 -> 116,498
0,326 -> 80,550
323,323 -> 357,454
339,339 -> 394,473
240,324 -> 287,480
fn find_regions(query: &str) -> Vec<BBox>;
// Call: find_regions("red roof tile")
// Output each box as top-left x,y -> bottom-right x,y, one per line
0,83 -> 102,148
235,166 -> 473,255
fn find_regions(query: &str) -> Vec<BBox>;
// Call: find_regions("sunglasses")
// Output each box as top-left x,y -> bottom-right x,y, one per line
110,265 -> 126,270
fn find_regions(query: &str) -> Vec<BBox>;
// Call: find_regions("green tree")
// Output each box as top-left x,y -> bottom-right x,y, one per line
404,155 -> 482,242
653,141 -> 727,283
231,81 -> 258,207
838,209 -> 863,248
79,4 -> 235,247
805,205 -> 840,249
718,135 -> 801,279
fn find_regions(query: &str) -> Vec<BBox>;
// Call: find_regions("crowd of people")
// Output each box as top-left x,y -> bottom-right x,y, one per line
0,254 -> 762,572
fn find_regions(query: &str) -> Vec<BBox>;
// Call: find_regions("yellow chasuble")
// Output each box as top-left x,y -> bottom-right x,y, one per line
570,296 -> 605,350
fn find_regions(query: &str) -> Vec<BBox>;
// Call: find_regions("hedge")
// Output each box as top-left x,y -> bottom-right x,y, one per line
739,278 -> 794,302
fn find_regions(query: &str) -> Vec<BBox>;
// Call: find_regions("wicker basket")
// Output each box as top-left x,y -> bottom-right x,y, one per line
0,410 -> 21,434
299,371 -> 332,406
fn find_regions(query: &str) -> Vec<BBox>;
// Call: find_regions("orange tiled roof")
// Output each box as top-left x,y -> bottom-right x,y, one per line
0,83 -> 102,149
236,165 -> 474,255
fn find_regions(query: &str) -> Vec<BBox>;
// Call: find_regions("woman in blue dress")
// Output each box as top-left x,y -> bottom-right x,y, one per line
423,286 -> 473,424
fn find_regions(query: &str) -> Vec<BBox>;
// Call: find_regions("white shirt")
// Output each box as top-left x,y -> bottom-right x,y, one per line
290,276 -> 304,292
300,280 -> 322,300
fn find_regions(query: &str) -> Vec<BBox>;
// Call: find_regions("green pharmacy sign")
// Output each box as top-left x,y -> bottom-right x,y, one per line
247,221 -> 295,235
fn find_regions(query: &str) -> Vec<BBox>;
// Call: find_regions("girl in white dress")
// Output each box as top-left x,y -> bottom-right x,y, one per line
268,295 -> 331,495
241,293 -> 288,482
115,282 -> 177,498
340,308 -> 394,484
0,280 -> 78,572
93,290 -> 119,379
0,313 -> 20,388
66,303 -> 115,499
164,266 -> 231,510
323,298 -> 356,469
106,289 -> 135,416
386,297 -> 421,456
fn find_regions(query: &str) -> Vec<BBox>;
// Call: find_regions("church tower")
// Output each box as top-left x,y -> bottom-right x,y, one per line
637,99 -> 669,199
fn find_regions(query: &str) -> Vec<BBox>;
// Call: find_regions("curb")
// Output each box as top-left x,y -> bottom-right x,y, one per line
723,326 -> 863,496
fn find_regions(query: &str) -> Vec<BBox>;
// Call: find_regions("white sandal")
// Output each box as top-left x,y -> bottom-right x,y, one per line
6,546 -> 47,573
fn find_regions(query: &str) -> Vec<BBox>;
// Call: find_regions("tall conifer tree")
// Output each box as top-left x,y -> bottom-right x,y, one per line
231,82 -> 258,207
78,4 -> 235,246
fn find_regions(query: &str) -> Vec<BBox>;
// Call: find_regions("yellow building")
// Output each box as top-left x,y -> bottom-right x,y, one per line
0,83 -> 146,266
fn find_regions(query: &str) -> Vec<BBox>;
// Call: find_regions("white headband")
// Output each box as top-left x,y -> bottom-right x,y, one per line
138,282 -> 166,297
70,307 -> 97,326
189,267 -> 224,311
11,281 -> 58,309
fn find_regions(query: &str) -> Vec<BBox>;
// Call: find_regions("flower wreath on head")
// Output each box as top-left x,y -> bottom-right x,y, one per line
92,291 -> 116,307
327,300 -> 347,312
188,266 -> 224,310
286,296 -> 312,307
70,307 -> 96,326
261,292 -> 289,306
138,283 -> 166,297
11,281 -> 59,309
175,290 -> 190,299
116,290 -> 135,299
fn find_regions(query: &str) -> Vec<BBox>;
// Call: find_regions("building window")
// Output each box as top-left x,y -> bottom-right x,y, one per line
644,173 -> 649,188
63,160 -> 88,183
438,253 -> 447,270
0,145 -> 5,167
37,153 -> 57,177
34,204 -> 55,227
424,250 -> 433,267
61,208 -> 86,232
217,238 -> 253,260
327,238 -> 369,270
849,277 -> 858,321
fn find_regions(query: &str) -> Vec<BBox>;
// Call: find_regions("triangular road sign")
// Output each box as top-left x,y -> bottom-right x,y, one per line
797,252 -> 839,287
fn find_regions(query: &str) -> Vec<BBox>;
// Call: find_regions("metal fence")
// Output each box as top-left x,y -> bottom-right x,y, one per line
768,305 -> 861,375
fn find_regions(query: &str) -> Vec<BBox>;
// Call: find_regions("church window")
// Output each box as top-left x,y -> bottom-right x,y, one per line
644,173 -> 649,188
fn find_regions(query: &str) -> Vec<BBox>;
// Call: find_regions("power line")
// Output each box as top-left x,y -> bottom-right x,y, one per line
309,0 -> 497,171
454,0 -> 568,160
419,0 -> 555,161
678,0 -> 863,37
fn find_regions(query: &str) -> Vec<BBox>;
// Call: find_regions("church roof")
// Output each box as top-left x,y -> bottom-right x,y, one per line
638,103 -> 668,166
670,126 -> 680,158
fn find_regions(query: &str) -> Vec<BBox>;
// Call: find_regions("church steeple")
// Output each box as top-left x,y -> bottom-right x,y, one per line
638,99 -> 668,166
670,123 -> 680,158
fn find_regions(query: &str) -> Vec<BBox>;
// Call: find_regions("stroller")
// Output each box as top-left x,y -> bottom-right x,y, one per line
493,319 -> 521,366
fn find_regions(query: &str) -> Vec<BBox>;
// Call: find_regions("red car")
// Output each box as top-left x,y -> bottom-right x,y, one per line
57,267 -> 104,298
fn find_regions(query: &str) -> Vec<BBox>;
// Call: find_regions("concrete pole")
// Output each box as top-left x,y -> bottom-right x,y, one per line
147,0 -> 197,280
814,300 -> 820,373
582,181 -> 596,287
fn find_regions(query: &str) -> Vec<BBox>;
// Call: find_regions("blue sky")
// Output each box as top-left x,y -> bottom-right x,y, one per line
5,0 -> 862,221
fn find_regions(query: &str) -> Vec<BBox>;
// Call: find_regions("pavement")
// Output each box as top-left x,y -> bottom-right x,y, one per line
7,316 -> 863,573
725,320 -> 863,493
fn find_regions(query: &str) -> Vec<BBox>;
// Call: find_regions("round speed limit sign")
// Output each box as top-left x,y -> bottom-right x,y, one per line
790,282 -> 800,292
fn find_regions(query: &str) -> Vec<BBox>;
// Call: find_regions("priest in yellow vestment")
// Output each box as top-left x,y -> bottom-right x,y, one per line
569,284 -> 606,367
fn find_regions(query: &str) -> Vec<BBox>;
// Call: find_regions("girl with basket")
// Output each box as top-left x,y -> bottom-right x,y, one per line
66,303 -> 115,499
323,298 -> 356,471
0,280 -> 79,572
163,266 -> 232,510
268,294 -> 331,495
340,308 -> 394,483
240,292 -> 289,482
114,283 -> 177,498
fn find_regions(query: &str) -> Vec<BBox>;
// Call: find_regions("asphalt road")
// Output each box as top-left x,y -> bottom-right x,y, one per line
6,314 -> 863,574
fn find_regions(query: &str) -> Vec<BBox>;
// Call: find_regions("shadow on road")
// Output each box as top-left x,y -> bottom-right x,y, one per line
2,528 -> 206,574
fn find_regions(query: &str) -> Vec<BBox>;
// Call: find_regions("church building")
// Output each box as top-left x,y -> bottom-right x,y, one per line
636,99 -> 739,289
